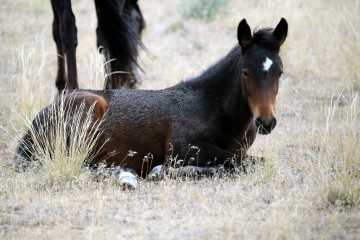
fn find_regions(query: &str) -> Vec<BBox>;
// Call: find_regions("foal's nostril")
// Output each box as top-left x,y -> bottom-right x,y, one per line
271,118 -> 277,129
255,117 -> 276,134
255,117 -> 263,127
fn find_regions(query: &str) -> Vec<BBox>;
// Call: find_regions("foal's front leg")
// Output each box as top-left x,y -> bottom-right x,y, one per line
177,142 -> 244,169
181,142 -> 266,174
242,121 -> 265,165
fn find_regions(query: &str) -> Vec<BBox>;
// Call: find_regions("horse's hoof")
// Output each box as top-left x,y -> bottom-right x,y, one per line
149,165 -> 163,180
118,172 -> 138,190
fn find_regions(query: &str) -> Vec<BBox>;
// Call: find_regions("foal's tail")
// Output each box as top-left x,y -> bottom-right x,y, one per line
94,0 -> 140,68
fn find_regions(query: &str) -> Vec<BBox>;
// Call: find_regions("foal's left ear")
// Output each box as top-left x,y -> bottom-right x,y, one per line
237,19 -> 252,48
273,18 -> 288,46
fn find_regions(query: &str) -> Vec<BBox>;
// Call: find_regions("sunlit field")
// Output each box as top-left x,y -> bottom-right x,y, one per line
0,0 -> 359,239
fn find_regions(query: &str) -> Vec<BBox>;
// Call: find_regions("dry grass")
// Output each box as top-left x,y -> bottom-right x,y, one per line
0,0 -> 359,239
316,91 -> 360,209
14,92 -> 106,182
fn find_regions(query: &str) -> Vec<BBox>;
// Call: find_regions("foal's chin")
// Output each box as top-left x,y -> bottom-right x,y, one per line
257,127 -> 273,135
255,122 -> 276,135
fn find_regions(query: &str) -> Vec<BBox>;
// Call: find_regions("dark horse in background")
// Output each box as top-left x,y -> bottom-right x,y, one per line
51,0 -> 145,93
16,18 -> 288,178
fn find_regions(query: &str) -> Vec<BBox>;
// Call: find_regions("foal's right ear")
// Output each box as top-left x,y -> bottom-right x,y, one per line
273,18 -> 288,46
237,19 -> 252,48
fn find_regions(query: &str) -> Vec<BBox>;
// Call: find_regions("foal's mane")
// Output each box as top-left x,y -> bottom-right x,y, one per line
252,27 -> 280,51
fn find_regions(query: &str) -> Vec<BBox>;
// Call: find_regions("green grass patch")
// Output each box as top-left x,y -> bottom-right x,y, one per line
181,0 -> 229,22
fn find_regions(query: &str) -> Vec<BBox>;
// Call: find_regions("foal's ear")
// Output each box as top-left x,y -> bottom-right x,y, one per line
237,19 -> 252,48
273,18 -> 288,46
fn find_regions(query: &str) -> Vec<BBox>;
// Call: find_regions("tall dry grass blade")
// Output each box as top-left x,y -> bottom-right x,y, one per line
14,37 -> 55,119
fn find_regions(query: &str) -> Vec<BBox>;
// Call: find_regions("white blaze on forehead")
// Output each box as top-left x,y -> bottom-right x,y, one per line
263,57 -> 273,72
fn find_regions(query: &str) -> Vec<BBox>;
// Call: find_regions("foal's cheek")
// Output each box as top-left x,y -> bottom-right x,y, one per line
272,80 -> 280,104
247,96 -> 257,116
242,77 -> 254,100
274,78 -> 280,95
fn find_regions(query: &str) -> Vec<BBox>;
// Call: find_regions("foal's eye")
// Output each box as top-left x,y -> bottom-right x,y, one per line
242,70 -> 250,77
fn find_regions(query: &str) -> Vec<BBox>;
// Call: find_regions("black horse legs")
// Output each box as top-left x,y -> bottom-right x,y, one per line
51,0 -> 78,93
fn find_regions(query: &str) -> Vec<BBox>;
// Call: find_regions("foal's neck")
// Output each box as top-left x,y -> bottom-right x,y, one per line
188,46 -> 250,117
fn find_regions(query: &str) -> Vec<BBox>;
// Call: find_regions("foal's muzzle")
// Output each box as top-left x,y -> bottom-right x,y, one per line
255,117 -> 277,135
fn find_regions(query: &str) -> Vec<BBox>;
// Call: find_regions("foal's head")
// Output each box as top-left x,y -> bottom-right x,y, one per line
237,18 -> 288,134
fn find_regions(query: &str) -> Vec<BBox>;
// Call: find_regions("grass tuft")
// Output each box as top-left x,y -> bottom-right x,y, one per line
18,92 -> 106,182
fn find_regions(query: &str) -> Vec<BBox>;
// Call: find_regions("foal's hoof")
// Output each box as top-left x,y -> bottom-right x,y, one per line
117,172 -> 138,190
149,165 -> 163,180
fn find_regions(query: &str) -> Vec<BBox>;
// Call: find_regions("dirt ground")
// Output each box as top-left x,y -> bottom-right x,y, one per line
0,0 -> 359,239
